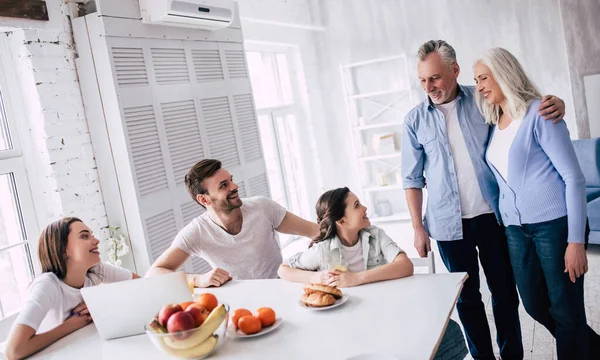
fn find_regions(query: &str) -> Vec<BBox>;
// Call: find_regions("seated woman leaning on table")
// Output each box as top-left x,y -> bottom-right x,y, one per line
278,187 -> 468,360
5,217 -> 140,360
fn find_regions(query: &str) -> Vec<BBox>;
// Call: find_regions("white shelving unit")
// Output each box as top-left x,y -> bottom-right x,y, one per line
340,54 -> 414,224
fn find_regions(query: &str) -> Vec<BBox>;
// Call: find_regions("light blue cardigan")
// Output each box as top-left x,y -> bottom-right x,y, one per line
485,99 -> 587,243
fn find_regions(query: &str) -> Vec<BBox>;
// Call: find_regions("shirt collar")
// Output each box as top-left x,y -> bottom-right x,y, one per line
329,229 -> 372,251
426,84 -> 464,111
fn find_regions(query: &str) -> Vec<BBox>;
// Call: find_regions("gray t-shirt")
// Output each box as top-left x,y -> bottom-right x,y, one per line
173,197 -> 287,280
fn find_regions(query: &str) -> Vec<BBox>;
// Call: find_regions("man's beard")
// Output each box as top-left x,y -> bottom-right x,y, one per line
211,190 -> 242,213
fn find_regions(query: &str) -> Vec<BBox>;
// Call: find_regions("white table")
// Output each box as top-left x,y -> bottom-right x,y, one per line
29,273 -> 466,360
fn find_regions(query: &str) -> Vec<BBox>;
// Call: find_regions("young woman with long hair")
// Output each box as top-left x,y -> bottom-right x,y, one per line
5,218 -> 139,360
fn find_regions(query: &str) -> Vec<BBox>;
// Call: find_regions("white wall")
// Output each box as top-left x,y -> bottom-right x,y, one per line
0,0 -> 126,267
237,0 -> 333,216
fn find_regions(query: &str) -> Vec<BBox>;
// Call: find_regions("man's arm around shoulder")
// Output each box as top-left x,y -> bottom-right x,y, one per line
276,211 -> 319,239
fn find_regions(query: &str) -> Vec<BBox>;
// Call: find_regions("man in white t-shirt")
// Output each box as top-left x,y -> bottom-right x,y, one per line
146,159 -> 319,287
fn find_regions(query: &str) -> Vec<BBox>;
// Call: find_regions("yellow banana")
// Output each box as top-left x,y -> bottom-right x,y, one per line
163,304 -> 227,350
159,335 -> 218,359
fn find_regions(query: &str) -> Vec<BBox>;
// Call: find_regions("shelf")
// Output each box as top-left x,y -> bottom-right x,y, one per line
353,122 -> 403,131
370,212 -> 412,223
348,89 -> 408,100
358,152 -> 401,162
363,184 -> 403,192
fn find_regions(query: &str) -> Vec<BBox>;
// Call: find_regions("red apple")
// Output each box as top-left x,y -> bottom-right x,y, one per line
185,304 -> 210,327
158,304 -> 183,327
167,311 -> 196,340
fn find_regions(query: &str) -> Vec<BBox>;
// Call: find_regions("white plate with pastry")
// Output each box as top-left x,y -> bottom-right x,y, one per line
228,318 -> 284,338
299,283 -> 348,310
299,294 -> 349,310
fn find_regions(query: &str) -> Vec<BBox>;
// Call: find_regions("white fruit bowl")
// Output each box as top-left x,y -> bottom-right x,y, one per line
145,304 -> 230,360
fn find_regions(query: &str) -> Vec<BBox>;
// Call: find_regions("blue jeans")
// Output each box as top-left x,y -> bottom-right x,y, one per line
505,216 -> 600,360
437,213 -> 523,360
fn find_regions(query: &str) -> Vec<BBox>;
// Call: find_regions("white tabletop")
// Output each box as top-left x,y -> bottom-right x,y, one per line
29,273 -> 466,360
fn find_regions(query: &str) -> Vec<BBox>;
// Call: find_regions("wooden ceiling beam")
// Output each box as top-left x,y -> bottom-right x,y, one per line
0,0 -> 49,21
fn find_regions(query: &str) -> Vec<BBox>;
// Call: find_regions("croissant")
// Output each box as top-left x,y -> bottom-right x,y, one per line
303,283 -> 343,299
301,291 -> 336,307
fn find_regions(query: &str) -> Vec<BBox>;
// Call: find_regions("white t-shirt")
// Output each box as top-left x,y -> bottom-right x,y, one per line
436,98 -> 493,218
14,262 -> 132,332
173,197 -> 287,280
341,241 -> 364,273
487,119 -> 522,181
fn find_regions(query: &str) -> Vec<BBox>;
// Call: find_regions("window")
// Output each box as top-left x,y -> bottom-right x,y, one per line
246,49 -> 309,246
0,37 -> 39,336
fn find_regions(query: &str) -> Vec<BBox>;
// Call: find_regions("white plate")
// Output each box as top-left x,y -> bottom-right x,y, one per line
298,294 -> 349,310
228,318 -> 283,338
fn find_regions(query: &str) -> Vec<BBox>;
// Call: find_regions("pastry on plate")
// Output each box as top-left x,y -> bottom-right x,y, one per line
303,283 -> 343,299
301,291 -> 336,308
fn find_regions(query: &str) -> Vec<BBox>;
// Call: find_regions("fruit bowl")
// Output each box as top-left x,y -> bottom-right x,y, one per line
146,303 -> 230,359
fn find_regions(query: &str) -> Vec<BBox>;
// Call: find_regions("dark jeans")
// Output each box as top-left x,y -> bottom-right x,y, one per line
437,213 -> 523,360
434,319 -> 468,360
505,216 -> 600,360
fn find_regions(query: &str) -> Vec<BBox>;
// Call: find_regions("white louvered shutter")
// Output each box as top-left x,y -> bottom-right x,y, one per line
74,9 -> 270,275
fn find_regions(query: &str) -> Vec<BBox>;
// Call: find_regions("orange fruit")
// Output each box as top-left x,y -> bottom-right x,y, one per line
238,315 -> 262,335
255,307 -> 276,327
231,308 -> 252,329
196,293 -> 218,312
180,301 -> 195,311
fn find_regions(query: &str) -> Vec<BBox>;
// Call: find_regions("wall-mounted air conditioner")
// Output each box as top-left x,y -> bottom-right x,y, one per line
139,0 -> 235,30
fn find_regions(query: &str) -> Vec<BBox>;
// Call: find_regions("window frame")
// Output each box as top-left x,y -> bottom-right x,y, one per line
0,34 -> 41,338
245,44 -> 313,247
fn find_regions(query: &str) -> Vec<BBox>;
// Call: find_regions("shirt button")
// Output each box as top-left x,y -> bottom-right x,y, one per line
456,209 -> 460,213
502,194 -> 505,199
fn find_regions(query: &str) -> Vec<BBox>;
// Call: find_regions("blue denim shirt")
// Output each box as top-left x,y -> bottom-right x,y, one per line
401,85 -> 500,240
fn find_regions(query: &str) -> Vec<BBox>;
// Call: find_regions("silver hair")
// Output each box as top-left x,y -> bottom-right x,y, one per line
474,48 -> 541,125
417,40 -> 457,66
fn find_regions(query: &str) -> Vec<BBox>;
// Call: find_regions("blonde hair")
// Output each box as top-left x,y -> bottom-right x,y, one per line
474,48 -> 541,125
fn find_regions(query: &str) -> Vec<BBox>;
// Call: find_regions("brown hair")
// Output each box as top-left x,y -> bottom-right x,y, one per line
38,217 -> 82,280
184,159 -> 222,207
310,187 -> 350,248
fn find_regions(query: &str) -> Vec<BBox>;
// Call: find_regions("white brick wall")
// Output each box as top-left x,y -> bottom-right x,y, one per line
2,1 -> 113,258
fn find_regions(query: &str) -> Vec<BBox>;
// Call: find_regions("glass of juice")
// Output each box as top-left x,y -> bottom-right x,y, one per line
324,248 -> 348,272
188,277 -> 195,293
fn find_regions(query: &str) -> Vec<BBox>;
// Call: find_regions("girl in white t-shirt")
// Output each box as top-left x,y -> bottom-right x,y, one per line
278,187 -> 414,286
5,217 -> 139,360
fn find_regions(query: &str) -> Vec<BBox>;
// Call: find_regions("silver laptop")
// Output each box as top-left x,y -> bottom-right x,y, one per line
81,271 -> 192,340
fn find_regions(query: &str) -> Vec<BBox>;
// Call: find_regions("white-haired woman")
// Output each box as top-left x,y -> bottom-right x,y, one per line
473,47 -> 600,360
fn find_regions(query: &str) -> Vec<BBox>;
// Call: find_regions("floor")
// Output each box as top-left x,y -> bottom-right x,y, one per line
456,244 -> 600,360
